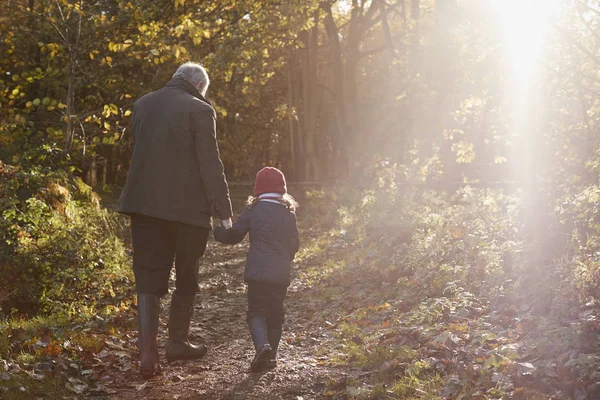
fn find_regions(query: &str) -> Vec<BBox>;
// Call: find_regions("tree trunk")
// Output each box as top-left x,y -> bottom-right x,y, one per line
344,0 -> 374,175
322,2 -> 350,177
307,10 -> 321,181
299,11 -> 321,181
294,60 -> 305,181
63,0 -> 83,155
287,49 -> 299,180
379,0 -> 395,62
89,157 -> 97,187
411,0 -> 420,20
101,157 -> 107,187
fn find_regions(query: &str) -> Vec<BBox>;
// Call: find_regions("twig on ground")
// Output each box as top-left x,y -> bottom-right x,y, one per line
0,289 -> 17,303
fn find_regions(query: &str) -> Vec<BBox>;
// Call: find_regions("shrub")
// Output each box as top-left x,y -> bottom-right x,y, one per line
0,161 -> 133,317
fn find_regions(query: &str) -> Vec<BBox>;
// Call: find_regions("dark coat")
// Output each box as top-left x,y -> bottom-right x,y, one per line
117,78 -> 232,227
214,201 -> 300,286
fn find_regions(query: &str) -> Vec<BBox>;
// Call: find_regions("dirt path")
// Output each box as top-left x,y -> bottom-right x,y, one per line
104,235 -> 348,400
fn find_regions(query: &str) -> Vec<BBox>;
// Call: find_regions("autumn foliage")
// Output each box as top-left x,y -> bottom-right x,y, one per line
2,0 -> 600,398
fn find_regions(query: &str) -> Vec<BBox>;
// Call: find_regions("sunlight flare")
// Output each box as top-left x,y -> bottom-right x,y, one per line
491,0 -> 562,80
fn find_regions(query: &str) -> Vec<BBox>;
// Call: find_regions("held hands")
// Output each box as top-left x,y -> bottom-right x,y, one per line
220,218 -> 232,229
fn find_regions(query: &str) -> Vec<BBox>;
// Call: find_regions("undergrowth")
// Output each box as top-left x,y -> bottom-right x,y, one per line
314,166 -> 600,399
0,162 -> 135,398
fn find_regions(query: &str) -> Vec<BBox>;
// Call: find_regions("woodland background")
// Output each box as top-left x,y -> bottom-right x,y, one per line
1,0 -> 600,398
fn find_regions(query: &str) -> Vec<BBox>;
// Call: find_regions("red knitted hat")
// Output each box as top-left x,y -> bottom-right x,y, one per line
254,167 -> 287,196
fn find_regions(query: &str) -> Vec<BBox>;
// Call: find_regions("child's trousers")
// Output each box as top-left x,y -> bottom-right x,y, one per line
246,281 -> 288,330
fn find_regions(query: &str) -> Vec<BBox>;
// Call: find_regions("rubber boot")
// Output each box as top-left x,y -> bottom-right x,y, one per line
248,316 -> 272,372
267,329 -> 282,369
138,293 -> 161,378
165,294 -> 207,362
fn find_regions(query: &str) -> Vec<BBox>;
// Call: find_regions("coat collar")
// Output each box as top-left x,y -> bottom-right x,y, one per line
165,78 -> 210,104
258,192 -> 283,199
258,192 -> 284,205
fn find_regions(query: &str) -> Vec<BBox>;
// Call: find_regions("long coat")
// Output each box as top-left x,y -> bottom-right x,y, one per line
117,78 -> 232,227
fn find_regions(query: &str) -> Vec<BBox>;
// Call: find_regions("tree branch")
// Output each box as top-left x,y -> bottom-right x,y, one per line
576,0 -> 600,16
555,24 -> 600,66
359,0 -> 404,37
358,45 -> 387,59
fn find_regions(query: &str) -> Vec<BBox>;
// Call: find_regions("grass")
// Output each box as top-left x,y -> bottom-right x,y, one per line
0,314 -> 70,357
390,371 -> 444,399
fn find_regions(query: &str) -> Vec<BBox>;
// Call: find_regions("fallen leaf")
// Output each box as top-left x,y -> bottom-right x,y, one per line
517,362 -> 536,376
66,377 -> 88,394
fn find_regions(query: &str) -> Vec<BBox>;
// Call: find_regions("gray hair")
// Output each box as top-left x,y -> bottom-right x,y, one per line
172,62 -> 210,95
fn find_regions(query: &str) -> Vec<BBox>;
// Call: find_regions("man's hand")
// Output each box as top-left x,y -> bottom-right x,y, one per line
221,218 -> 232,229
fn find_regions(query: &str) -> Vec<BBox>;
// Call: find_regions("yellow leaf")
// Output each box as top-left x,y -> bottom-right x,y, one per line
124,110 -> 132,117
89,52 -> 94,60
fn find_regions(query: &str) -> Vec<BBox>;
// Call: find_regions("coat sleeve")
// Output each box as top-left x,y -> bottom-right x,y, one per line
191,103 -> 233,220
214,206 -> 251,245
289,212 -> 300,261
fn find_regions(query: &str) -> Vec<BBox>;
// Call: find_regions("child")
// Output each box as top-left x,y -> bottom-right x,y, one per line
214,167 -> 299,372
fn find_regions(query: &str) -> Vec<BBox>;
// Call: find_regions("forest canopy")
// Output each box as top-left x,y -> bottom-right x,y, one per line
2,0 -> 595,185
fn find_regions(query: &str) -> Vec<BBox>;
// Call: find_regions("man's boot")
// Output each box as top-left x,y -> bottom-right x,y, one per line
267,329 -> 282,369
248,316 -> 272,372
138,293 -> 161,378
165,294 -> 207,362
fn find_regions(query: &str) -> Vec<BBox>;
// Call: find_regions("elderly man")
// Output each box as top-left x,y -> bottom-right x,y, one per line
118,62 -> 233,378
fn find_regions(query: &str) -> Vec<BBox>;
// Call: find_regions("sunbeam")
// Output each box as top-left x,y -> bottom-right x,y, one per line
491,0 -> 562,81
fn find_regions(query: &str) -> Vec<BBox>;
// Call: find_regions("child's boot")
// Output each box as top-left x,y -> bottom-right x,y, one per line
248,316 -> 273,372
267,329 -> 282,369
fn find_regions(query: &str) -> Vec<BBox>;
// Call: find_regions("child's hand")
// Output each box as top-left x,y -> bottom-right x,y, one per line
221,218 -> 232,229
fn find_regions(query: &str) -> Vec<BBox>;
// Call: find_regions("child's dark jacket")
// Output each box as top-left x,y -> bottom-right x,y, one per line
214,201 -> 299,286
